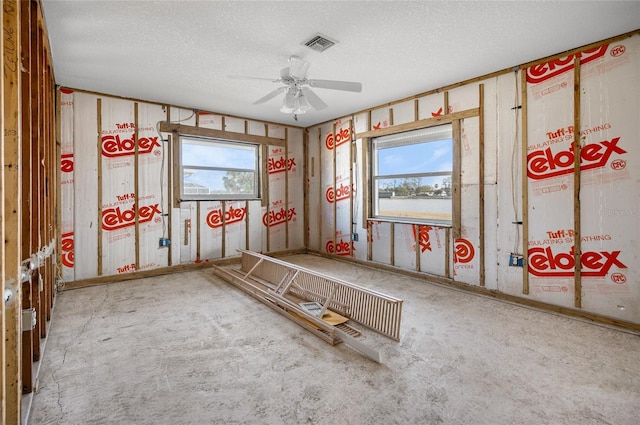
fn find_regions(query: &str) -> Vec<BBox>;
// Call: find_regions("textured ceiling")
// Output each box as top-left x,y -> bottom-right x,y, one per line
41,1 -> 640,128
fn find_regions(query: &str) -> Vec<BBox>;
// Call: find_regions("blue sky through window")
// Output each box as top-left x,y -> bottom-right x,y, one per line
181,137 -> 257,193
377,138 -> 452,176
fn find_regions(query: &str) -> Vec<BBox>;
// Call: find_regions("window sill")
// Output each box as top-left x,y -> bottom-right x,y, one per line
368,217 -> 452,228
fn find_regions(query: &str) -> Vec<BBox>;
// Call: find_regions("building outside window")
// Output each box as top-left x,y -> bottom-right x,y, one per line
371,123 -> 453,225
179,136 -> 260,201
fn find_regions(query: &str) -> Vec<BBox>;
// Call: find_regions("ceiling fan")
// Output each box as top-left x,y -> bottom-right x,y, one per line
229,56 -> 362,115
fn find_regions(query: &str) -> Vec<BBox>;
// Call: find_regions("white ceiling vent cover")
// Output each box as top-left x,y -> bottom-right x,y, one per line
304,34 -> 337,53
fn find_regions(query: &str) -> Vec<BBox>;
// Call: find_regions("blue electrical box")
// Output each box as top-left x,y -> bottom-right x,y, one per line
509,253 -> 523,267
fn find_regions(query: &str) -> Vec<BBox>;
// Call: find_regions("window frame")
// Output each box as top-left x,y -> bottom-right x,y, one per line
178,135 -> 261,202
370,123 -> 454,226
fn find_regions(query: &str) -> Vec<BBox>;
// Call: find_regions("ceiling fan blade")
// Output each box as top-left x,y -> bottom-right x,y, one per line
301,88 -> 328,111
289,56 -> 310,79
308,79 -> 362,92
253,87 -> 288,105
228,75 -> 281,83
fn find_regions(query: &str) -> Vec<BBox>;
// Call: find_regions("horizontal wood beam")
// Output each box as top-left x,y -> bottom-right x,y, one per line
355,108 -> 479,139
159,122 -> 286,146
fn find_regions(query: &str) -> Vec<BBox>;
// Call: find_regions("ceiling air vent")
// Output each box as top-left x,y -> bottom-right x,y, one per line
303,34 -> 337,53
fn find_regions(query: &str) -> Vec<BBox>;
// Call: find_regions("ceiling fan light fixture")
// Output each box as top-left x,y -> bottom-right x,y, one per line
294,92 -> 311,114
235,54 -> 361,115
280,88 -> 297,113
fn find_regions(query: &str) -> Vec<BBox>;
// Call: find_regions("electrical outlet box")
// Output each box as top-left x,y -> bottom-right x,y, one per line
509,253 -> 523,267
159,238 -> 171,247
22,308 -> 36,331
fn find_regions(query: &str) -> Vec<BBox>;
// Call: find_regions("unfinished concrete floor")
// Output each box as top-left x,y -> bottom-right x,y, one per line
29,254 -> 640,425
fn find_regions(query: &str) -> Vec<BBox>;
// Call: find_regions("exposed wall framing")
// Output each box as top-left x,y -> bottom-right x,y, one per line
520,69 -> 529,295
355,108 -> 479,140
166,117 -> 173,266
61,92 -> 305,289
572,56 -> 582,309
309,30 -> 640,333
451,119 -> 462,240
133,103 -> 140,269
284,130 -> 289,249
96,98 -> 103,276
303,128 -> 309,249
317,128 -> 323,248
2,0 -> 57,422
263,143 -> 270,252
332,123 -> 337,256
478,84 -> 485,286
3,2 -> 23,421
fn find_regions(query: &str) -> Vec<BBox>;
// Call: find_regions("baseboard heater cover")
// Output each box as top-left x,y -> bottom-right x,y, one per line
211,250 -> 404,363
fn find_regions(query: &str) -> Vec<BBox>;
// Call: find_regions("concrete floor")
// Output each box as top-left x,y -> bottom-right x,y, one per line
29,254 -> 640,425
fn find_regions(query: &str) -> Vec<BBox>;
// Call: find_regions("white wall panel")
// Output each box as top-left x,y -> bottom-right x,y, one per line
198,112 -> 223,130
307,126 -> 321,251
287,127 -> 305,249
394,223 -> 416,270
481,77 -> 500,290
353,112 -> 368,134
391,100 -> 415,125
320,123 -> 335,254
265,144 -> 289,252
99,98 -> 137,276
483,184 -> 499,290
495,71 -> 525,296
370,107 -> 391,131
333,119 -> 353,257
455,185 -> 480,286
246,120 -> 266,136
72,93 -> 99,280
417,93 -> 446,120
59,89 -> 75,282
137,103 -> 169,270
449,82 -> 480,112
460,117 -> 480,183
223,201 -> 248,257
351,138 -> 367,261
199,201 -> 224,260
482,77 -> 500,183
169,107 -> 196,125
418,225 -> 447,276
267,124 -> 286,139
65,94 -> 305,278
247,200 -> 263,252
224,116 -> 245,133
370,221 -> 391,265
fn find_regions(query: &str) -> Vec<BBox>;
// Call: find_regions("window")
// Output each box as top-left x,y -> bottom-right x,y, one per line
371,123 -> 453,225
180,136 -> 260,201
